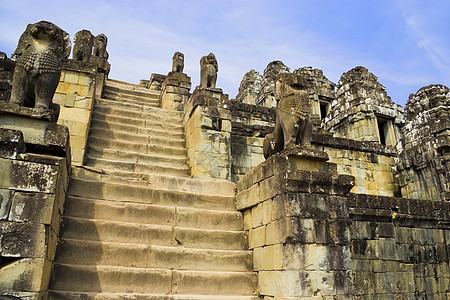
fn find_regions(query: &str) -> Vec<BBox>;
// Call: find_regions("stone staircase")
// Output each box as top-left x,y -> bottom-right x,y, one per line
49,79 -> 258,299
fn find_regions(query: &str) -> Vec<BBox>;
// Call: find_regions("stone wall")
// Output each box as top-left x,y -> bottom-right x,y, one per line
230,102 -> 275,183
0,108 -> 70,299
313,134 -> 399,197
53,60 -> 99,165
236,146 -> 355,298
396,84 -> 450,201
236,149 -> 450,298
350,193 -> 450,298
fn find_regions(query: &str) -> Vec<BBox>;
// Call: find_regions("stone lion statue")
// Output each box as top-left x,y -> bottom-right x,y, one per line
263,73 -> 312,159
200,53 -> 218,89
73,29 -> 94,62
92,34 -> 109,60
172,51 -> 184,73
9,21 -> 71,110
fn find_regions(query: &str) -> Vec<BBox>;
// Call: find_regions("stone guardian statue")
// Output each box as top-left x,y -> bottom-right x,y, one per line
172,51 -> 184,73
9,21 -> 71,110
200,53 -> 218,89
92,34 -> 109,60
73,29 -> 94,62
263,73 -> 313,159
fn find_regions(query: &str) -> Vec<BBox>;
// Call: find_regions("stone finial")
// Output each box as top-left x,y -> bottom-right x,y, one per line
0,52 -> 7,60
200,53 -> 218,89
263,73 -> 312,159
93,33 -> 109,60
73,29 -> 94,62
9,21 -> 71,111
172,51 -> 184,73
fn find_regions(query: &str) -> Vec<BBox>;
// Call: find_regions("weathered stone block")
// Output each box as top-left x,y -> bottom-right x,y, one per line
0,158 -> 58,193
0,189 -> 14,220
251,203 -> 263,228
258,270 -> 304,297
0,128 -> 25,159
0,222 -> 47,258
0,258 -> 51,292
8,193 -> 55,225
0,114 -> 70,157
249,225 -> 266,249
236,183 -> 259,210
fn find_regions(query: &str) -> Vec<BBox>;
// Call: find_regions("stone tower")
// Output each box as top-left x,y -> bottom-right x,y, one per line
293,66 -> 335,127
325,66 -> 404,147
235,69 -> 262,105
396,84 -> 450,201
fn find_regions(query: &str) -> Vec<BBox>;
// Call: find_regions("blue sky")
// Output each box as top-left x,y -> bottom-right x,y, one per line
1,0 -> 449,106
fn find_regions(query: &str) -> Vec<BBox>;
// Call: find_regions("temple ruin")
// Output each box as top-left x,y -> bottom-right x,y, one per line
0,21 -> 449,299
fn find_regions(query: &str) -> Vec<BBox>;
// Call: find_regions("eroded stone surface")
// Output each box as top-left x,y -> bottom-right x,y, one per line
396,84 -> 450,201
325,66 -> 404,146
73,30 -> 94,62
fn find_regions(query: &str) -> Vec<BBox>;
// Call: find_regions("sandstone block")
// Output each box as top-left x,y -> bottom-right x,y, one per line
0,189 -> 14,219
0,158 -> 58,193
236,183 -> 260,211
0,221 -> 47,258
249,225 -> 266,249
251,203 -> 263,228
0,258 -> 51,292
8,192 -> 55,225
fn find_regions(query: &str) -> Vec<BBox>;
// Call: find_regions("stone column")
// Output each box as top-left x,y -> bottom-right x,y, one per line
160,71 -> 191,111
236,146 -> 355,298
183,86 -> 232,180
0,105 -> 70,299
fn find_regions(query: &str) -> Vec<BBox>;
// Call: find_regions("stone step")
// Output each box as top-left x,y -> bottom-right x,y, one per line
49,291 -> 259,300
88,128 -> 185,148
89,118 -> 185,138
102,89 -> 160,106
86,138 -> 187,156
91,111 -> 184,130
84,157 -> 190,177
60,217 -> 248,250
105,79 -> 161,95
94,105 -> 182,122
86,147 -> 188,167
55,239 -> 252,271
71,167 -> 235,197
50,264 -> 257,295
64,196 -> 243,230
95,97 -> 161,114
68,178 -> 237,211
103,83 -> 161,99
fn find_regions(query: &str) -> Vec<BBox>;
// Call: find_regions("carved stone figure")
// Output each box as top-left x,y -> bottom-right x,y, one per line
172,51 -> 184,73
200,53 -> 218,89
9,21 -> 71,110
92,34 -> 109,60
73,30 -> 94,62
263,73 -> 312,159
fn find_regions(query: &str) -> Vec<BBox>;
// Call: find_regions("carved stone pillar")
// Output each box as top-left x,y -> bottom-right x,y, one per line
160,71 -> 191,111
183,87 -> 231,180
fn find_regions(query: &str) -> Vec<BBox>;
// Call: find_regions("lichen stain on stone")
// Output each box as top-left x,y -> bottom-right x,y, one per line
11,160 -> 57,193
